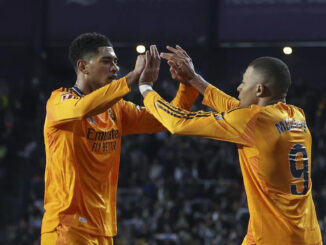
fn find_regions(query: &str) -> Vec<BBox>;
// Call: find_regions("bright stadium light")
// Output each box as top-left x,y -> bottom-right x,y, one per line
283,46 -> 293,55
136,45 -> 146,54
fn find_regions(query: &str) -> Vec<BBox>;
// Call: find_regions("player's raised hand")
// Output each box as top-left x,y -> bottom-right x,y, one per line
126,54 -> 146,87
168,59 -> 191,86
139,45 -> 161,86
133,54 -> 146,76
160,45 -> 197,85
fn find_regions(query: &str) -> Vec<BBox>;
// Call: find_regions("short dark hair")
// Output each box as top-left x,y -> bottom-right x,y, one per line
249,56 -> 291,96
68,32 -> 113,71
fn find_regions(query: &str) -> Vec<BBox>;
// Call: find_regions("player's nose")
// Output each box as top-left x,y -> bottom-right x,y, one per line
111,63 -> 119,73
237,84 -> 241,93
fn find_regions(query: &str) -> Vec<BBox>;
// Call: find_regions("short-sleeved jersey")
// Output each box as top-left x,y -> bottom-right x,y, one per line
143,84 -> 322,245
41,77 -> 198,236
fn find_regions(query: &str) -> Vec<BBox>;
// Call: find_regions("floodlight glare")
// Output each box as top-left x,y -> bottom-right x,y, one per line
136,45 -> 146,54
283,46 -> 293,55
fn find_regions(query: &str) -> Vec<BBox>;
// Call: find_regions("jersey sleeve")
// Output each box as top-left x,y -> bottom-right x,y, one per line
121,84 -> 198,135
202,84 -> 240,112
170,83 -> 199,110
144,91 -> 261,146
46,78 -> 130,125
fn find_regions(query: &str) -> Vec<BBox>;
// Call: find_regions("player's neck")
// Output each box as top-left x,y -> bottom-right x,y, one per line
74,75 -> 93,95
258,97 -> 286,107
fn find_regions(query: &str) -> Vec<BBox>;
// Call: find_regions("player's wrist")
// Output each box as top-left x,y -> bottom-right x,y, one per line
187,73 -> 200,84
126,71 -> 141,87
132,69 -> 142,79
139,84 -> 153,96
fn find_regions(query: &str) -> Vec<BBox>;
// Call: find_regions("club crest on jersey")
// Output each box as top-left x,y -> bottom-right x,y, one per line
87,117 -> 96,123
108,108 -> 116,121
61,93 -> 74,101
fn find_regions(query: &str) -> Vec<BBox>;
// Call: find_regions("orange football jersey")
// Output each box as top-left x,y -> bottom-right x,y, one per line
41,77 -> 198,236
143,84 -> 322,245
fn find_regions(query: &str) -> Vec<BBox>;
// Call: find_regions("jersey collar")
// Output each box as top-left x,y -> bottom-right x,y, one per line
72,86 -> 84,97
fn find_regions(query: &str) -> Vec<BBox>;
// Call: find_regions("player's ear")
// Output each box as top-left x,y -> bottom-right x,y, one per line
256,84 -> 269,97
77,59 -> 89,75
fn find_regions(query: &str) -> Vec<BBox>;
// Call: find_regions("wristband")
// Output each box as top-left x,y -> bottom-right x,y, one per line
139,84 -> 153,94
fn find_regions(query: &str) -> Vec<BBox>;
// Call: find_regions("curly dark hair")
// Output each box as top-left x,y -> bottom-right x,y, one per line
68,32 -> 113,71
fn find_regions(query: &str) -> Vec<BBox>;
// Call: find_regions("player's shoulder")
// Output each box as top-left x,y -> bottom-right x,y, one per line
221,105 -> 263,126
225,104 -> 263,116
48,87 -> 81,103
264,102 -> 306,119
287,104 -> 305,117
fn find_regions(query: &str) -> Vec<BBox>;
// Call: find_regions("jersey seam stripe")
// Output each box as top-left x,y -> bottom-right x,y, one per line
157,100 -> 211,118
156,101 -> 212,119
156,103 -> 193,119
157,101 -> 210,118
159,99 -> 211,115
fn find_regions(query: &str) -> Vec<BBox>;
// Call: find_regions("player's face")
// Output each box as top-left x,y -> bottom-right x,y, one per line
237,66 -> 260,107
85,46 -> 120,89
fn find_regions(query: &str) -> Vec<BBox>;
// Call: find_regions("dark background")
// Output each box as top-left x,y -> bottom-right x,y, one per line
0,0 -> 325,244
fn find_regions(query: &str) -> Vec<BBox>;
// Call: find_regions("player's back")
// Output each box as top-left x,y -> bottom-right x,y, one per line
240,102 -> 322,245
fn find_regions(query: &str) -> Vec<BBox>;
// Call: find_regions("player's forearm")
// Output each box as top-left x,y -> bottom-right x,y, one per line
187,74 -> 210,95
143,91 -> 252,146
202,85 -> 240,112
142,90 -> 189,135
77,77 -> 130,117
170,83 -> 199,111
48,78 -> 130,123
142,90 -> 209,136
188,75 -> 240,112
125,71 -> 141,87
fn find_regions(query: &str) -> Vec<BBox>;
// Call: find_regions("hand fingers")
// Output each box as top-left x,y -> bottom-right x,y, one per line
168,63 -> 182,78
148,45 -> 160,74
153,45 -> 160,60
166,46 -> 184,57
149,45 -> 154,66
166,45 -> 186,58
150,45 -> 154,58
175,45 -> 184,52
168,60 -> 183,78
166,45 -> 179,54
167,60 -> 177,67
176,45 -> 191,59
150,45 -> 160,64
170,67 -> 177,80
136,54 -> 144,61
161,53 -> 184,66
145,51 -> 150,67
160,52 -> 174,60
139,54 -> 146,63
168,59 -> 185,72
135,55 -> 146,71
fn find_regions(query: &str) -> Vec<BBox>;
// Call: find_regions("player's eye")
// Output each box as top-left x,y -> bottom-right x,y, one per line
102,59 -> 110,64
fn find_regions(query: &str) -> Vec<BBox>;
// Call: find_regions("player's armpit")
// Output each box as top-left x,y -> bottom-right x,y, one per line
120,100 -> 165,135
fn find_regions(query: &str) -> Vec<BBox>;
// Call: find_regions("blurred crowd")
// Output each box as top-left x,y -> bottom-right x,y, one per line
0,63 -> 325,245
